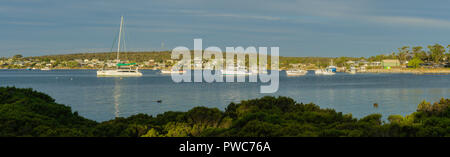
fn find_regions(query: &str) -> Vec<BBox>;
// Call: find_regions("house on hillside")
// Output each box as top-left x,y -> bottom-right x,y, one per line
74,59 -> 83,63
370,61 -> 381,67
346,61 -> 355,65
381,59 -> 400,69
359,60 -> 369,67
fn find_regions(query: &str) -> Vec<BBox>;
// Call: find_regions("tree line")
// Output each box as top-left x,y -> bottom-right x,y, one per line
369,44 -> 450,67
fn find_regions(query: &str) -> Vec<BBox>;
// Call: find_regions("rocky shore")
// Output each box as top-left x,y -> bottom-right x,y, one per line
363,68 -> 450,74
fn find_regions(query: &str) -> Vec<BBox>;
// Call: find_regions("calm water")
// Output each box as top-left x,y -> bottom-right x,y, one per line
0,69 -> 449,122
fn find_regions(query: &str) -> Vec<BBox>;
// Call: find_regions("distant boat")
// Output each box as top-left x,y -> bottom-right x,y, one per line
327,65 -> 337,72
327,59 -> 337,72
315,69 -> 323,75
161,69 -> 186,74
321,69 -> 336,75
220,65 -> 251,75
97,16 -> 142,77
249,67 -> 268,74
315,60 -> 335,75
315,59 -> 336,75
315,69 -> 335,75
348,66 -> 357,74
98,67 -> 143,76
286,69 -> 307,76
41,67 -> 51,71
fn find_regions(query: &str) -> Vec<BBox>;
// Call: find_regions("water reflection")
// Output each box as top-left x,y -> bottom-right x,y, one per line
113,78 -> 121,117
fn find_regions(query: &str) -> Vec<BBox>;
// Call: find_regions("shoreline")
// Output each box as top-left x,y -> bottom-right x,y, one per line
2,67 -> 450,75
361,68 -> 450,74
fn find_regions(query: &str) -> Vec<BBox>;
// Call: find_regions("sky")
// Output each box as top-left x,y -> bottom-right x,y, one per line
1,0 -> 449,57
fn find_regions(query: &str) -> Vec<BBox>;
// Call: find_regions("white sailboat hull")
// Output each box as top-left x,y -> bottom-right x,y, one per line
320,72 -> 335,75
161,70 -> 186,74
97,69 -> 142,77
250,69 -> 268,74
286,70 -> 307,76
315,69 -> 335,75
220,69 -> 251,75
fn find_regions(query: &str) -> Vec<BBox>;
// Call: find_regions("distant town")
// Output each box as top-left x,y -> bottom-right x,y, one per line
1,44 -> 450,73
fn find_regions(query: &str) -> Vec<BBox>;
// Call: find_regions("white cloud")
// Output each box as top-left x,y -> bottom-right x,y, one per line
6,21 -> 55,26
175,10 -> 282,21
201,13 -> 282,21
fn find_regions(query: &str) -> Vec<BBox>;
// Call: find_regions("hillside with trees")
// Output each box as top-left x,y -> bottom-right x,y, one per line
2,44 -> 449,70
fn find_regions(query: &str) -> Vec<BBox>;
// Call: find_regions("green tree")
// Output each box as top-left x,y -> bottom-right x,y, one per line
2,87 -> 450,137
397,46 -> 409,64
407,57 -> 424,68
387,115 -> 404,123
142,128 -> 160,137
66,61 -> 80,68
412,46 -> 428,62
13,54 -> 23,59
447,45 -> 450,62
427,44 -> 446,64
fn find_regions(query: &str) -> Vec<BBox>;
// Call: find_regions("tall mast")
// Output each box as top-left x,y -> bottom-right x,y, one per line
117,16 -> 124,62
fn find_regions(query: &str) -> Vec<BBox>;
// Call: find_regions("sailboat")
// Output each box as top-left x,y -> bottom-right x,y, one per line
97,16 -> 143,77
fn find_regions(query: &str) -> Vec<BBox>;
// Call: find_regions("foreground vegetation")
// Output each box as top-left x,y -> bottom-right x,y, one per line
0,87 -> 449,137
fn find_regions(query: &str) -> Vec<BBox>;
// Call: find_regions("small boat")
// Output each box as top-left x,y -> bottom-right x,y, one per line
220,65 -> 251,75
348,66 -> 357,74
41,67 -> 51,71
314,60 -> 336,75
315,59 -> 336,75
315,69 -> 335,75
315,69 -> 323,75
250,67 -> 268,74
161,69 -> 187,74
327,60 -> 337,72
321,69 -> 336,75
221,69 -> 251,75
286,69 -> 307,76
327,65 -> 337,72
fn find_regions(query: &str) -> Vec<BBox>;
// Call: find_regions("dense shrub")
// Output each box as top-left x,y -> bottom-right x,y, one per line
1,87 -> 449,137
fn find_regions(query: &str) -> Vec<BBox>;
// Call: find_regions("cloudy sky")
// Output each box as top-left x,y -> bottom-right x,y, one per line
1,0 -> 449,57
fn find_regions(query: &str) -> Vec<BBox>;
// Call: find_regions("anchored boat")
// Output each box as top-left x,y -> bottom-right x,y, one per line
286,69 -> 307,76
220,64 -> 251,75
97,16 -> 142,77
